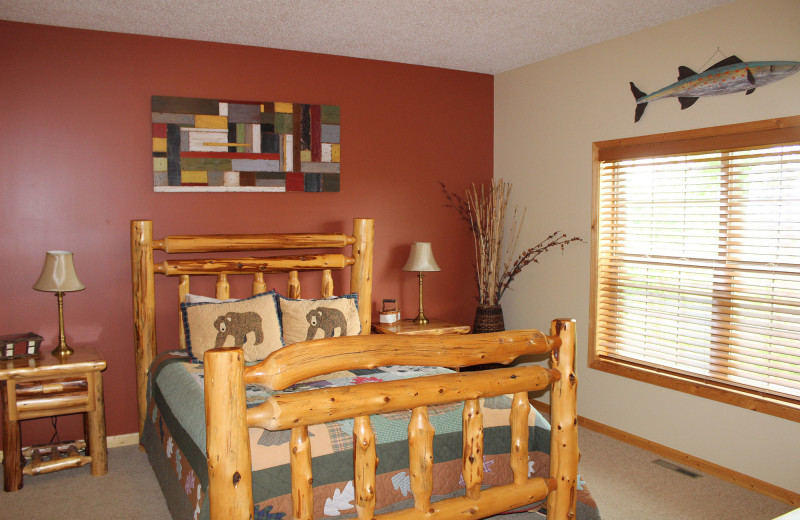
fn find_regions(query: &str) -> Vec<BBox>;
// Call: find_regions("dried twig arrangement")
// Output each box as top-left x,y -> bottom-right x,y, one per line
441,180 -> 583,305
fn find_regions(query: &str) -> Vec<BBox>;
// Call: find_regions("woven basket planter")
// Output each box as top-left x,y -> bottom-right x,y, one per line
472,304 -> 505,334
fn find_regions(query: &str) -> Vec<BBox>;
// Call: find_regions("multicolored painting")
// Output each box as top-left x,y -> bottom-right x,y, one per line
152,95 -> 340,192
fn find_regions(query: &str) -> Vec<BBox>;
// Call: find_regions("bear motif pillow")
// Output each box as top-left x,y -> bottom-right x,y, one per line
181,291 -> 282,362
278,294 -> 360,346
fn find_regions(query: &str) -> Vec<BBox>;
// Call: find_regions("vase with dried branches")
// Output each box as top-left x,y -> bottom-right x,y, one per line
441,180 -> 583,333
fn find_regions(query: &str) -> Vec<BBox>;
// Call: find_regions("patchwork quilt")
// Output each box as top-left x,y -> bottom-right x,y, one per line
142,350 -> 600,520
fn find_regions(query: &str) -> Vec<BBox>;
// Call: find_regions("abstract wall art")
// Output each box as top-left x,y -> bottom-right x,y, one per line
152,96 -> 341,192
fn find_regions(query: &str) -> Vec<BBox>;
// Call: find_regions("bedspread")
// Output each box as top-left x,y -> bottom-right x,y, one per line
142,350 -> 600,520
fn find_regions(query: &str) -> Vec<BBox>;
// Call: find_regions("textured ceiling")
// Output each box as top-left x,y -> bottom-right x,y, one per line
0,0 -> 734,74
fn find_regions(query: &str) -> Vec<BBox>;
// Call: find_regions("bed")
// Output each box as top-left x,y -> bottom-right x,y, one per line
130,218 -> 599,520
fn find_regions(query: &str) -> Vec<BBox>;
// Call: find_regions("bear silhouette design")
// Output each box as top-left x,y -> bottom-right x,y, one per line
306,307 -> 348,341
214,311 -> 264,348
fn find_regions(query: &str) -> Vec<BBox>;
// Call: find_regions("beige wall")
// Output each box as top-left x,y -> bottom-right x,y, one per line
495,0 -> 800,492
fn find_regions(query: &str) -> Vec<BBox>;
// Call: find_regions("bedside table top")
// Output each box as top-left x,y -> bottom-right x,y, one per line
373,319 -> 470,335
0,346 -> 106,380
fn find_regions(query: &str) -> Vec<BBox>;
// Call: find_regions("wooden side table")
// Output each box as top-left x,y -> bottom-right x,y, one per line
0,346 -> 107,491
372,318 -> 470,335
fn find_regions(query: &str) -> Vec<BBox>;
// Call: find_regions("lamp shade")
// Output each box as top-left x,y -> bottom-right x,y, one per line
402,242 -> 440,272
32,251 -> 85,293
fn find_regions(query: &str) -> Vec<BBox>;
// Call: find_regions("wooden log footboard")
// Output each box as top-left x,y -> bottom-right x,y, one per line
204,320 -> 578,520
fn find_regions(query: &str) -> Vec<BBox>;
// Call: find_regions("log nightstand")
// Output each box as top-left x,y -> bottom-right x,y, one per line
372,318 -> 470,335
0,346 -> 107,491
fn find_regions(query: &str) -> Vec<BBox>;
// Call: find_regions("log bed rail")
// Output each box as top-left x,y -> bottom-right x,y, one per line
205,320 -> 578,520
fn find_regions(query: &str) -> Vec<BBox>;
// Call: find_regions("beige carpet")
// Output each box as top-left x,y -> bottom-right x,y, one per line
2,445 -> 170,520
1,429 -> 794,520
577,426 -> 794,520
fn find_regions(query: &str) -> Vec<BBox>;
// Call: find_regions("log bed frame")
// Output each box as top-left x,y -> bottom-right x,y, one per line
130,218 -> 579,520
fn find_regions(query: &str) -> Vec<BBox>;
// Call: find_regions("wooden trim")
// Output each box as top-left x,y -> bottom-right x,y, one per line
595,115 -> 800,161
530,400 -> 800,506
589,115 -> 800,423
589,357 -> 800,422
107,433 -> 139,448
588,143 -> 602,403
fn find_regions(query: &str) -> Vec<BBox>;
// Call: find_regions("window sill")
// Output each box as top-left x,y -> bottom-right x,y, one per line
589,356 -> 800,423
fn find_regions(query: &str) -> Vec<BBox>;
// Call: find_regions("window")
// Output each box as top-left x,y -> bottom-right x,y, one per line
590,116 -> 800,421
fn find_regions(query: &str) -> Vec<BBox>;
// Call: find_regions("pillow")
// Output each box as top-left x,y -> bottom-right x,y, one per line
184,293 -> 237,304
278,293 -> 361,345
180,291 -> 282,363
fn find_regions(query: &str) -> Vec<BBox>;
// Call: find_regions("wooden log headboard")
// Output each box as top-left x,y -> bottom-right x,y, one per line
130,217 -> 374,438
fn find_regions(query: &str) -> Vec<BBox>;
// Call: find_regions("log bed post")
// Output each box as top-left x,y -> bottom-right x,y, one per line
462,398 -> 483,500
408,406 -> 434,512
291,426 -> 314,520
131,220 -> 156,440
547,319 -> 578,519
353,415 -> 377,520
205,347 -> 254,520
351,218 -> 374,335
510,391 -> 530,485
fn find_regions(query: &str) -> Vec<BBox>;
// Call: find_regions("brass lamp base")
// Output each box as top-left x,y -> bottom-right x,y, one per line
52,292 -> 74,356
52,341 -> 74,357
413,272 -> 430,325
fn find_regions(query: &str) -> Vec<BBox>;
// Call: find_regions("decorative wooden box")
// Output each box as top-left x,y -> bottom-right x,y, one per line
0,333 -> 44,360
379,299 -> 400,324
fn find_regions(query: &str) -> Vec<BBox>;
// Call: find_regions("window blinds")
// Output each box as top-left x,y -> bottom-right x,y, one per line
595,140 -> 800,401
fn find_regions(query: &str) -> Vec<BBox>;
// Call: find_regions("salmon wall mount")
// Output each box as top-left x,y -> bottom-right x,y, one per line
630,55 -> 800,122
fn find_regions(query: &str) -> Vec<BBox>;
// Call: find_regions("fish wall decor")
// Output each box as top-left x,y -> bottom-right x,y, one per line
630,55 -> 800,122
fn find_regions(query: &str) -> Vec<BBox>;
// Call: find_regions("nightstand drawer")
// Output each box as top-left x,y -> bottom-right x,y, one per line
16,377 -> 88,397
6,375 -> 96,421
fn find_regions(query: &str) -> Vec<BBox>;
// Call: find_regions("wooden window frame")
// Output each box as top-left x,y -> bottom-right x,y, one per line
590,115 -> 800,422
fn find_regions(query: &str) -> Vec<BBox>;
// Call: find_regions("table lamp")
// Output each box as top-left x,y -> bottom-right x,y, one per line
33,251 -> 85,356
402,242 -> 440,325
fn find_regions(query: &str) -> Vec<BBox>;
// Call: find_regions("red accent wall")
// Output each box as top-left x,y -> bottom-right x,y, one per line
0,21 -> 493,445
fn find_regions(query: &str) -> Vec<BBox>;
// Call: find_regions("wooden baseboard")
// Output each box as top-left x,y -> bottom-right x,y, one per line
0,432 -> 139,464
106,432 -> 139,449
530,400 -> 800,506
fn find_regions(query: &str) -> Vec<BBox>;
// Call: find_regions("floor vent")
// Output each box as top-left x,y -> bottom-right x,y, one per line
652,459 -> 703,478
